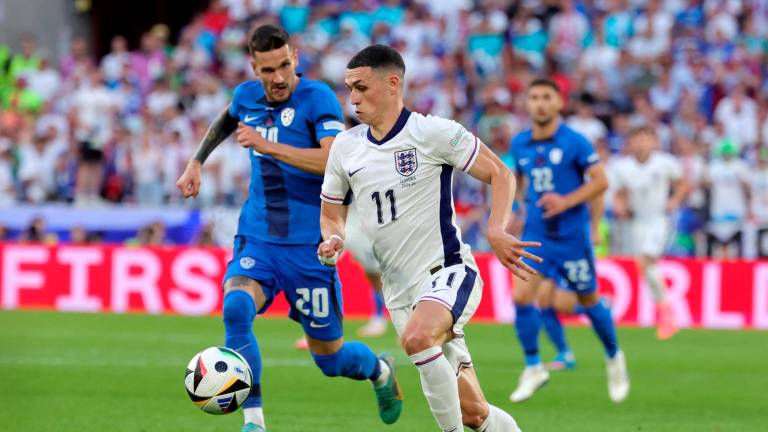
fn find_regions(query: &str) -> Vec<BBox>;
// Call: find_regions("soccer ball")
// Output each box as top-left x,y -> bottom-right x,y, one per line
184,347 -> 252,415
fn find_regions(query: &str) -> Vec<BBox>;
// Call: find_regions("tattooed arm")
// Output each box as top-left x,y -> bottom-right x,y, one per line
176,106 -> 239,198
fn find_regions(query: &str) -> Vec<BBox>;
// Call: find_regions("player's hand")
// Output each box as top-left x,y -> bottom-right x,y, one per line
591,225 -> 601,245
317,235 -> 344,266
236,122 -> 272,154
537,192 -> 571,218
487,228 -> 542,281
176,161 -> 202,198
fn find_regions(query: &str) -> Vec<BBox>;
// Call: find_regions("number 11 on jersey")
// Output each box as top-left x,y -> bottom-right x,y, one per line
372,189 -> 397,224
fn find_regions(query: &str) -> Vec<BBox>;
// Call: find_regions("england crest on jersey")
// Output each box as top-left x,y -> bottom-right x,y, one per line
394,148 -> 418,177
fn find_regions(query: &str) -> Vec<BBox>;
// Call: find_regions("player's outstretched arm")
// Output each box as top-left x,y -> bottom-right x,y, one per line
467,142 -> 542,280
176,106 -> 238,198
537,163 -> 609,219
317,201 -> 349,266
235,124 -> 334,175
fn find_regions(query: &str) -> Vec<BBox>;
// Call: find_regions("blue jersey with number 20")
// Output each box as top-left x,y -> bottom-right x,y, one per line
229,78 -> 345,244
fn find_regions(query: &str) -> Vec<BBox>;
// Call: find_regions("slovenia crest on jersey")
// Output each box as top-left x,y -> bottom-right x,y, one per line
394,148 -> 418,177
281,108 -> 295,127
549,148 -> 563,165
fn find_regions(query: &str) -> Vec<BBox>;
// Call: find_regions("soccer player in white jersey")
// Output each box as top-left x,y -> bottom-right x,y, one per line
318,45 -> 541,432
613,126 -> 688,340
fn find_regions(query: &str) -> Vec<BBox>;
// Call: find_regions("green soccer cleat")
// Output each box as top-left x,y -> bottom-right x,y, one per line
373,353 -> 403,424
241,423 -> 265,432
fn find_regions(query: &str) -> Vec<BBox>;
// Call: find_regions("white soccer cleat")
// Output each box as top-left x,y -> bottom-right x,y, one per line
605,350 -> 630,403
357,316 -> 388,337
510,364 -> 549,403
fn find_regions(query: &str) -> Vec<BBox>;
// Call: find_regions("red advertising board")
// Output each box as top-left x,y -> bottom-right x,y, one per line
1,243 -> 766,329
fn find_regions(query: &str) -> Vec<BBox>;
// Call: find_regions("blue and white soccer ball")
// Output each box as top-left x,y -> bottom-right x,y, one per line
185,347 -> 252,415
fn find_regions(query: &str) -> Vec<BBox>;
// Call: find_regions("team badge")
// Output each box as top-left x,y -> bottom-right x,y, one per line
240,257 -> 256,269
394,148 -> 418,177
281,108 -> 295,127
549,148 -> 563,165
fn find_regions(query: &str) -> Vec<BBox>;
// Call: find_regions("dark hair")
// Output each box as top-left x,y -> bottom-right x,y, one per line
249,24 -> 290,54
347,44 -> 406,75
528,77 -> 560,93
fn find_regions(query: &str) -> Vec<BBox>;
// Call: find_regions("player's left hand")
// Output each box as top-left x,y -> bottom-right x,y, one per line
317,235 -> 344,266
487,229 -> 543,281
236,122 -> 273,154
537,192 -> 571,218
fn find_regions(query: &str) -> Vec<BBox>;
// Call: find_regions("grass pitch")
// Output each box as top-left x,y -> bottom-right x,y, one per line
0,310 -> 764,431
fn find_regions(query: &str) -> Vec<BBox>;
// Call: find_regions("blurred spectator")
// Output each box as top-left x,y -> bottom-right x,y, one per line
567,96 -> 607,145
0,141 -> 15,205
548,0 -> 591,72
101,36 -> 131,85
714,84 -> 758,150
19,217 -> 57,243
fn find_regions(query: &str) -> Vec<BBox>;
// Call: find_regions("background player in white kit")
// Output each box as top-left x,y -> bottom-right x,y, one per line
318,45 -> 541,432
613,126 -> 688,340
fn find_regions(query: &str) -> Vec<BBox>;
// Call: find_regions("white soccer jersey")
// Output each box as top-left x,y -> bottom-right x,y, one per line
613,151 -> 683,220
321,109 -> 481,309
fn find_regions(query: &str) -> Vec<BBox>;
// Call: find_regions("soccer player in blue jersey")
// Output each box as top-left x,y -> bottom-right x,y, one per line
508,78 -> 630,403
175,25 -> 401,432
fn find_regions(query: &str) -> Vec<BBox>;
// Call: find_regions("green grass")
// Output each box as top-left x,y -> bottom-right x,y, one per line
0,310 -> 765,431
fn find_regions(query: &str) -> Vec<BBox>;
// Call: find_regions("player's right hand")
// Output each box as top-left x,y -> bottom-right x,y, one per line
317,235 -> 344,266
488,229 -> 542,281
176,161 -> 202,198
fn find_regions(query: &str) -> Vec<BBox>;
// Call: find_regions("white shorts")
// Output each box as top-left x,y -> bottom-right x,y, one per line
631,217 -> 671,258
345,211 -> 380,273
388,263 -> 483,373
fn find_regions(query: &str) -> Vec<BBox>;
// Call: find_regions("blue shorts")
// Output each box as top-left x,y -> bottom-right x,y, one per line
524,229 -> 597,294
223,235 -> 343,341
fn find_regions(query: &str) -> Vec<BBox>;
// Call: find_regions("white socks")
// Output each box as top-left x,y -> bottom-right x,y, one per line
644,264 -> 667,303
410,346 -> 463,431
243,407 -> 265,428
474,404 -> 521,432
372,359 -> 391,388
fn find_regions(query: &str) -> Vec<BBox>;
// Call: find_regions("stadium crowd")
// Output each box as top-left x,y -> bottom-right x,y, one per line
1,0 -> 768,257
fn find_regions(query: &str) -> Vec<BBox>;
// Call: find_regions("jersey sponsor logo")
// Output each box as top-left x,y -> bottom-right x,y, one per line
394,148 -> 418,177
309,321 -> 331,328
348,167 -> 365,177
239,257 -> 256,269
323,120 -> 345,131
549,148 -> 563,165
281,107 -> 295,127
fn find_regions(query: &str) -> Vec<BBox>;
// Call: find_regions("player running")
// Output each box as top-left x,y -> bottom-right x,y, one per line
613,126 -> 688,340
318,44 -> 537,432
508,78 -> 630,403
175,26 -> 401,432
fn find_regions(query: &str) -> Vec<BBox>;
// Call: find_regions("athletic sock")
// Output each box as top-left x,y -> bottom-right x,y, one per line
474,404 -> 521,432
410,347 -> 463,431
373,290 -> 385,318
541,307 -> 570,355
584,299 -> 619,358
644,264 -> 668,303
223,290 -> 263,414
514,303 -> 542,366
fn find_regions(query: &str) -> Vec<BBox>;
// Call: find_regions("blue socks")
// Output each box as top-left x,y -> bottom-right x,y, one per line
541,307 -> 570,355
584,299 -> 619,358
373,290 -> 385,318
514,303 -> 542,366
312,341 -> 381,380
222,290 -> 262,408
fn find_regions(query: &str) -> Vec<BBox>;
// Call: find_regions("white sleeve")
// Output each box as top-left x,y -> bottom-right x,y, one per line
320,140 -> 351,205
666,154 -> 684,181
422,115 -> 480,172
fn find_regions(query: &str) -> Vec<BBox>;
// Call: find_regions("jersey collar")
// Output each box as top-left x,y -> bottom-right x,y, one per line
367,108 -> 411,145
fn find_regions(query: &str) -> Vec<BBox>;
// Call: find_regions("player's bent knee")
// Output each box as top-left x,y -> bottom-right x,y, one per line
577,292 -> 600,307
400,330 -> 436,356
311,351 -> 344,377
222,290 -> 255,324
